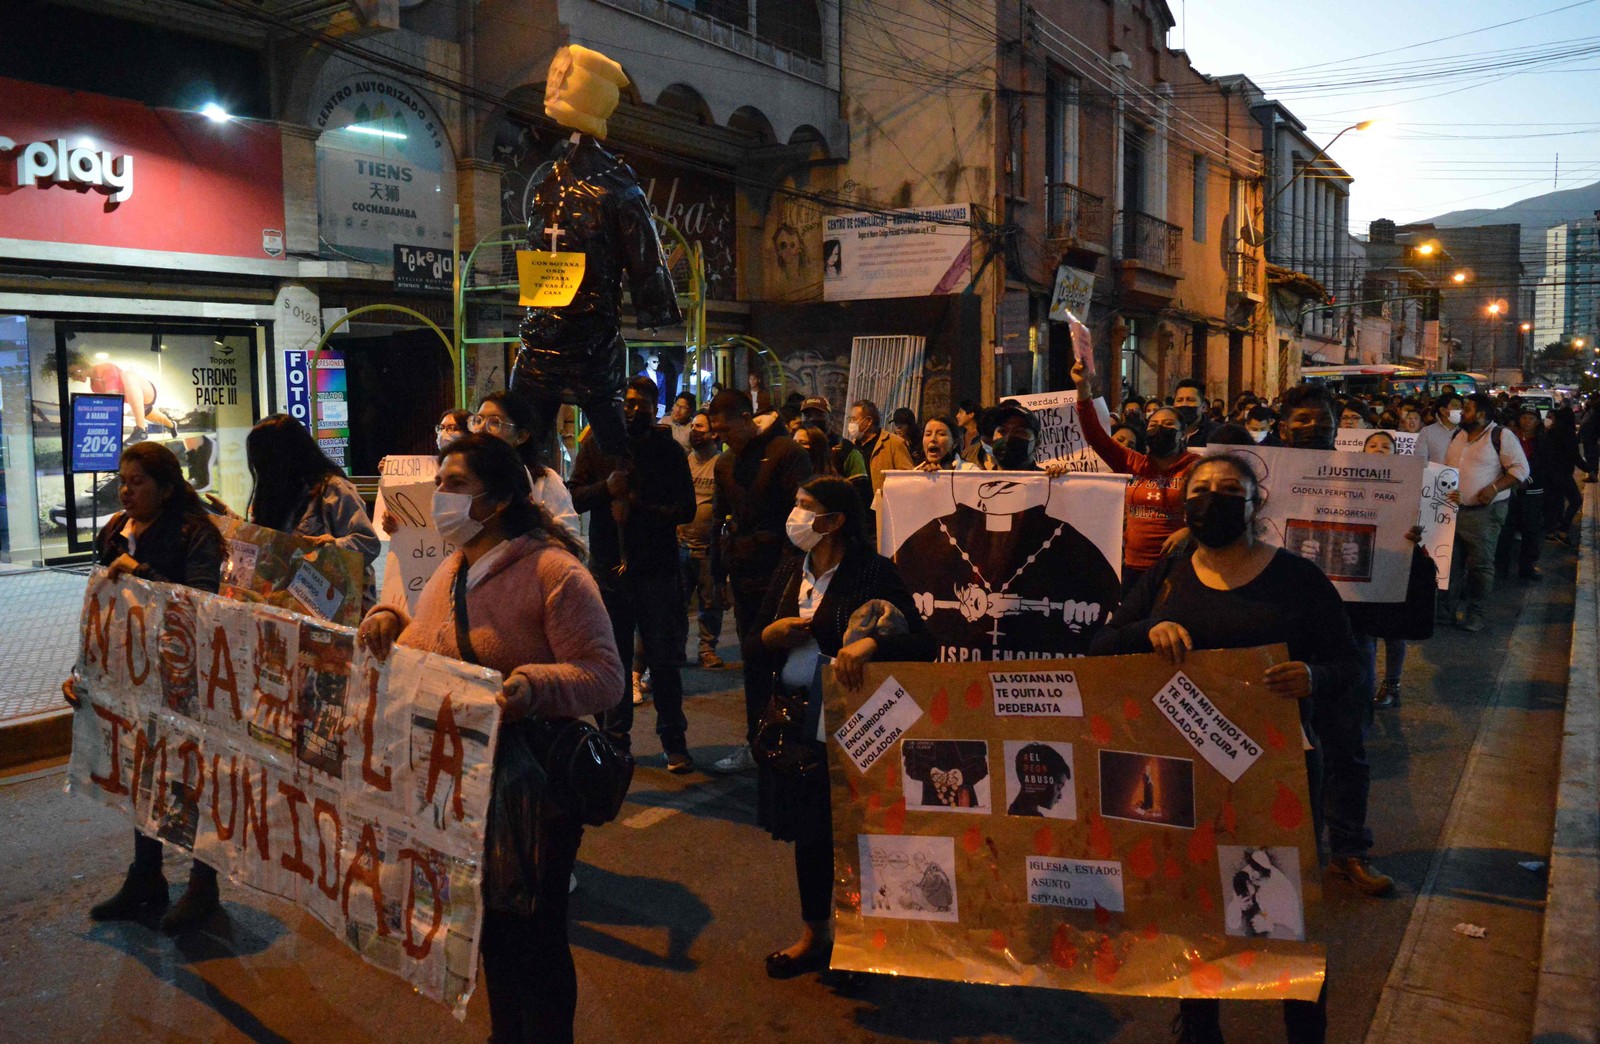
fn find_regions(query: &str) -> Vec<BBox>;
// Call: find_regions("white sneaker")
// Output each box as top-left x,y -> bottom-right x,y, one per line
712,744 -> 756,773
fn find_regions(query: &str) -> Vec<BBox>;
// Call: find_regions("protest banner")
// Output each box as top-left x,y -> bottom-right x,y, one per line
1201,445 -> 1426,602
68,571 -> 500,1016
1334,429 -> 1419,456
1419,464 -> 1460,590
214,516 -> 366,626
824,647 -> 1324,1000
878,470 -> 1127,662
373,455 -> 439,533
1006,390 -> 1113,473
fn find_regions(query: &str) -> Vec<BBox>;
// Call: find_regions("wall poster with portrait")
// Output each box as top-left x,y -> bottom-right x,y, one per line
31,320 -> 259,558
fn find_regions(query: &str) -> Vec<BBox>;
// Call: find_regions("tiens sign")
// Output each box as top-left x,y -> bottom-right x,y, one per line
1,136 -> 133,203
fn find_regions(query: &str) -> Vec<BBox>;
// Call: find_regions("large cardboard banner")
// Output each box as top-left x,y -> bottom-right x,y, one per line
825,649 -> 1324,999
68,571 -> 501,1017
1201,446 -> 1425,603
878,471 -> 1127,662
215,516 -> 366,627
1007,391 -> 1114,474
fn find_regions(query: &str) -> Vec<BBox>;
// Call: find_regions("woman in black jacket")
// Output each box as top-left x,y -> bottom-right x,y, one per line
62,441 -> 225,933
1544,406 -> 1583,544
746,475 -> 937,979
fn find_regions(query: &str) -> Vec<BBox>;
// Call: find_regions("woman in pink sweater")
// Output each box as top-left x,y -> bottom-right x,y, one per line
359,433 -> 621,1044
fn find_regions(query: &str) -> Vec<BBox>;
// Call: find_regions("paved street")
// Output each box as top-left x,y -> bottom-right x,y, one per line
0,536 -> 1581,1043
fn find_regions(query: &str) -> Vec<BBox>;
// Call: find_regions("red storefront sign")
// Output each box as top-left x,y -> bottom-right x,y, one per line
0,76 -> 285,260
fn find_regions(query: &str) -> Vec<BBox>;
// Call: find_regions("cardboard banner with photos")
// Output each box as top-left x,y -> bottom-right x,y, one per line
68,571 -> 501,1017
1200,445 -> 1426,602
824,648 -> 1325,999
878,470 -> 1127,663
215,516 -> 366,626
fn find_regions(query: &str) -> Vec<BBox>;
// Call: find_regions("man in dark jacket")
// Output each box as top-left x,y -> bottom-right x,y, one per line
706,389 -> 812,772
570,375 -> 697,770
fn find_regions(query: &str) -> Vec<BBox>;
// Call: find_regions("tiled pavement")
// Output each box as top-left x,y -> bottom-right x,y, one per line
0,565 -> 89,732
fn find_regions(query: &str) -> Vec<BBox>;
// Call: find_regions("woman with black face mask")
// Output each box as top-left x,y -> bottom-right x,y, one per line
1072,360 -> 1200,592
1092,453 -> 1361,1044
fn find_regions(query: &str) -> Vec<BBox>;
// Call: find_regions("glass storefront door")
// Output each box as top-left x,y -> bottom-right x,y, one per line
30,320 -> 260,559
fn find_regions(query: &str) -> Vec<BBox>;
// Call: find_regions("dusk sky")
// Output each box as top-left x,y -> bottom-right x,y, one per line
1171,0 -> 1600,230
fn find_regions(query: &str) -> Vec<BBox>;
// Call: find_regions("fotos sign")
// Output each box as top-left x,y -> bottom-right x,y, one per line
69,571 -> 502,1015
824,647 -> 1325,999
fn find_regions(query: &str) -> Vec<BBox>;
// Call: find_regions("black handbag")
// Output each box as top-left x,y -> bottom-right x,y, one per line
754,683 -> 827,778
454,558 -> 634,830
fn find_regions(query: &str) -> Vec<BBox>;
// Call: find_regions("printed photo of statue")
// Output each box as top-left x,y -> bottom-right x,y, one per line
901,739 -> 991,813
1098,750 -> 1196,829
1004,740 -> 1076,819
1219,845 -> 1306,941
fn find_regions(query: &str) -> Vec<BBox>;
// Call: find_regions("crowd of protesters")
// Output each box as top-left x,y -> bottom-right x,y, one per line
61,362 -> 1595,1044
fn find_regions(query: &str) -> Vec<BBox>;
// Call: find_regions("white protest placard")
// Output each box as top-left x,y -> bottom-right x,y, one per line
1048,265 -> 1095,323
1026,856 -> 1126,911
1007,390 -> 1113,473
990,669 -> 1084,717
1335,429 -> 1418,456
1202,444 -> 1426,602
374,454 -> 439,533
1419,464 -> 1459,591
391,526 -> 460,612
1152,671 -> 1262,783
834,674 -> 923,774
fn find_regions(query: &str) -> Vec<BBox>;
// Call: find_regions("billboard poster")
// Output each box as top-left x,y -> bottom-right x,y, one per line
824,650 -> 1325,1000
823,204 -> 973,302
313,351 -> 349,467
68,394 -> 124,473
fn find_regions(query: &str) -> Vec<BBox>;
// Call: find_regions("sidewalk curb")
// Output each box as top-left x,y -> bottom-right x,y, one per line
0,708 -> 72,773
1531,487 -> 1600,1044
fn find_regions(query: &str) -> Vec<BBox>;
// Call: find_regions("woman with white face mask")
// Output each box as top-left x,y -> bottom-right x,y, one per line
471,390 -> 584,552
357,433 -> 619,1043
746,476 -> 936,980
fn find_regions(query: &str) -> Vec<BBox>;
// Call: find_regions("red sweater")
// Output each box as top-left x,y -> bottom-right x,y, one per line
1077,398 -> 1199,570
387,535 -> 622,719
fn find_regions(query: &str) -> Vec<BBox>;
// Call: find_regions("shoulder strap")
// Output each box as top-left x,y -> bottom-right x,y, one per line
452,557 -> 480,665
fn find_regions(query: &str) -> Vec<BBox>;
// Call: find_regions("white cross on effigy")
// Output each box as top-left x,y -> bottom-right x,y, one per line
544,225 -> 565,252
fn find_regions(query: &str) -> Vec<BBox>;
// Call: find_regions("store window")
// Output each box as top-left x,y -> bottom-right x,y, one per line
29,320 -> 259,559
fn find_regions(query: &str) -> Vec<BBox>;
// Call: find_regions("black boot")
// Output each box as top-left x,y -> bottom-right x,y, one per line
159,869 -> 220,934
90,864 -> 168,921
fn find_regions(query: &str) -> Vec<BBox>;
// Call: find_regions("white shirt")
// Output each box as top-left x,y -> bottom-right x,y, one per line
1416,420 -> 1458,465
465,539 -> 518,591
780,554 -> 840,689
1444,424 -> 1530,506
528,466 -> 586,554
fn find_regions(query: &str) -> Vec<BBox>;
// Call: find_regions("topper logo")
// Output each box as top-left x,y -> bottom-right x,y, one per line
0,136 -> 134,204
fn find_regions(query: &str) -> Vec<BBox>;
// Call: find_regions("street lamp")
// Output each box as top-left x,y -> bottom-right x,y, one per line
1261,119 -> 1377,213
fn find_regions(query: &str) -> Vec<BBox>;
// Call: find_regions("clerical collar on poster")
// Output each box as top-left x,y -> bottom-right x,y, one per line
952,476 -> 1051,529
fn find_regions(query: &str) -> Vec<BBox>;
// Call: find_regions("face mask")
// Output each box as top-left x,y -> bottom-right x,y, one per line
436,432 -> 460,452
845,421 -> 860,441
786,506 -> 826,551
433,490 -> 486,546
996,434 -> 1035,470
1250,429 -> 1270,444
1146,427 -> 1182,458
1176,405 -> 1200,426
1185,490 -> 1251,549
1287,425 -> 1335,451
1445,409 -> 1463,425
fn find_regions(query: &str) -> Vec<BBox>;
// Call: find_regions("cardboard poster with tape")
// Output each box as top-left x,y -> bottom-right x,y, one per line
824,647 -> 1324,1000
878,471 -> 1126,662
214,516 -> 365,626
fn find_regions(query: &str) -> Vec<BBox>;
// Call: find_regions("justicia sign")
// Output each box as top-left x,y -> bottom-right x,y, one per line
1,136 -> 134,203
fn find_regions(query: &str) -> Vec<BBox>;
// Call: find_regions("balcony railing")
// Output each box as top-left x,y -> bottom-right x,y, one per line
1228,250 -> 1260,294
1121,210 -> 1183,271
596,0 -> 827,84
1045,182 -> 1107,247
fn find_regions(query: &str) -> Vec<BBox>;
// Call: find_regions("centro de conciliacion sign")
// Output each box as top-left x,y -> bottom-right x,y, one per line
0,136 -> 134,203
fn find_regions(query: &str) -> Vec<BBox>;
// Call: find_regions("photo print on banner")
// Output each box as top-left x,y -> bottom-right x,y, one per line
877,470 -> 1127,662
1218,846 -> 1306,942
901,739 -> 992,813
1003,740 -> 1076,819
1098,750 -> 1197,830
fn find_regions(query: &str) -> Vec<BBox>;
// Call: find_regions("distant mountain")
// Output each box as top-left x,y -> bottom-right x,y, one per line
1424,179 -> 1600,273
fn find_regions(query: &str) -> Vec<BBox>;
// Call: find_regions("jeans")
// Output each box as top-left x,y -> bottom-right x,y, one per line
1546,471 -> 1581,535
730,576 -> 769,745
1359,635 -> 1407,689
133,830 -> 216,887
597,569 -> 688,755
679,547 -> 724,660
479,809 -> 583,1044
1495,489 -> 1543,575
1452,500 -> 1509,614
